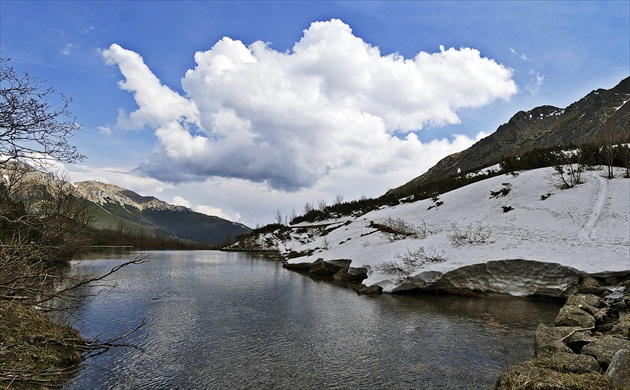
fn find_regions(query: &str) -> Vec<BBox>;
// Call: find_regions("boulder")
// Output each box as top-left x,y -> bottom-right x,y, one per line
282,262 -> 311,272
611,314 -> 630,338
537,351 -> 601,373
594,307 -> 614,324
566,330 -> 597,353
309,258 -> 344,275
579,277 -> 612,297
582,336 -> 630,370
567,293 -> 607,309
347,266 -> 368,280
555,305 -> 596,328
605,349 -> 630,390
351,284 -> 382,295
534,324 -> 575,357
333,267 -> 367,282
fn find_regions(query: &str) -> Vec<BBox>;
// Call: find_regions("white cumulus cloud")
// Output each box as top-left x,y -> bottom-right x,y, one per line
195,204 -> 240,222
103,19 -> 517,191
171,196 -> 191,208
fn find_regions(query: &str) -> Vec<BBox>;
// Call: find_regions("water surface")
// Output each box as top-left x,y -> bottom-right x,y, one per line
64,250 -> 561,389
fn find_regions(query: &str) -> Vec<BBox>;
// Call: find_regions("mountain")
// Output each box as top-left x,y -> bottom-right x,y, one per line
389,76 -> 630,197
74,181 -> 251,245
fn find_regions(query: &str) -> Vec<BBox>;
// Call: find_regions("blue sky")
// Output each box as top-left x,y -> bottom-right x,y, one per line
1,1 -> 628,226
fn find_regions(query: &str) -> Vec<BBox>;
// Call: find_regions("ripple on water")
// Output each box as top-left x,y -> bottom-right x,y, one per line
64,251 -> 560,389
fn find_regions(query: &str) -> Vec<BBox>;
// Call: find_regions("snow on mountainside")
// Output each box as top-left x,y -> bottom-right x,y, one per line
74,181 -> 189,212
249,167 -> 629,297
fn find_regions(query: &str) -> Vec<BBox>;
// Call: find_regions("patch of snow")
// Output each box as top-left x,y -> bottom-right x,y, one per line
465,163 -> 501,179
616,99 -> 630,111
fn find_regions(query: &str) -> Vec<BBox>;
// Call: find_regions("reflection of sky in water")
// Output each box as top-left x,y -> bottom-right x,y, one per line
64,251 -> 561,389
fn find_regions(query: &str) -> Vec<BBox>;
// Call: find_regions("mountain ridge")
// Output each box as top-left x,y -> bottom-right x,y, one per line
74,181 -> 190,212
74,180 -> 251,245
389,76 -> 630,197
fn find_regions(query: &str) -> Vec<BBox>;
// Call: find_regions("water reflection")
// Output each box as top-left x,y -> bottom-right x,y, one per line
64,251 -> 561,389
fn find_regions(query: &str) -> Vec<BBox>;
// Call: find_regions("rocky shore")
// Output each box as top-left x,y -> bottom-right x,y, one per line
496,276 -> 630,390
282,258 -> 382,295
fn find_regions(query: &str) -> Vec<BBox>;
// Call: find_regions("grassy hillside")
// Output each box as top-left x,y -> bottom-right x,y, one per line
84,200 -> 251,246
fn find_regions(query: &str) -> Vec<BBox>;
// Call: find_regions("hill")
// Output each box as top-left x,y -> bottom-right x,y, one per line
389,77 -> 630,197
74,181 -> 251,246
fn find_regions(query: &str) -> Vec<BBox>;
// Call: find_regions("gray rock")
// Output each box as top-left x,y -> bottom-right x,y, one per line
579,276 -> 612,297
326,259 -> 352,268
555,304 -> 596,328
351,284 -> 382,295
612,314 -> 630,337
605,349 -> 630,390
538,351 -> 601,373
582,336 -> 630,370
594,307 -> 614,324
333,266 -> 366,282
309,258 -> 344,275
534,323 -> 575,357
566,330 -> 597,352
567,293 -> 607,309
347,266 -> 368,279
282,261 -> 311,272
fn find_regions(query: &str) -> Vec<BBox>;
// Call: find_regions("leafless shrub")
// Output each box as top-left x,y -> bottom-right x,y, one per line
550,164 -> 583,189
448,222 -> 492,246
397,247 -> 446,268
376,246 -> 446,282
372,216 -> 434,242
375,260 -> 409,280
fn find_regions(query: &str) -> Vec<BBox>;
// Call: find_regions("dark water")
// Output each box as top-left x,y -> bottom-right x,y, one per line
62,250 -> 561,389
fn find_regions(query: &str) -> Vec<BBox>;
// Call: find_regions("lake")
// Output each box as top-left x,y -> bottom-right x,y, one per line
63,250 -> 561,389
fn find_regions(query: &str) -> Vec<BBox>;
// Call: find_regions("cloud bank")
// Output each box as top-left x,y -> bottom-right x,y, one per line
102,19 -> 516,191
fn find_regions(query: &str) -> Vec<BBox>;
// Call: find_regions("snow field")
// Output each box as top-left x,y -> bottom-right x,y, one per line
284,167 -> 629,293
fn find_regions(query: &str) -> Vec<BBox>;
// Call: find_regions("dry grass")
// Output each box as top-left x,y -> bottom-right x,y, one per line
0,300 -> 85,388
496,361 -> 613,390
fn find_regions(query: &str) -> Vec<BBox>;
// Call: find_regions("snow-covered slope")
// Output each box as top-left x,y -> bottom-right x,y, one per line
273,167 -> 629,296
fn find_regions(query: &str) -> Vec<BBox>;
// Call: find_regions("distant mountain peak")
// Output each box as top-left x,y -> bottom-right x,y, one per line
74,180 -> 190,212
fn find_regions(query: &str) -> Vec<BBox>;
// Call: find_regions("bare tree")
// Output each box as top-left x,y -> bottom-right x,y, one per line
333,194 -> 344,205
0,169 -> 94,263
0,60 -> 151,387
598,105 -> 626,179
0,58 -> 85,168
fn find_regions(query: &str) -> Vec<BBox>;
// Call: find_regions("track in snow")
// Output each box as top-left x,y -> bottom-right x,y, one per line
578,174 -> 608,241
